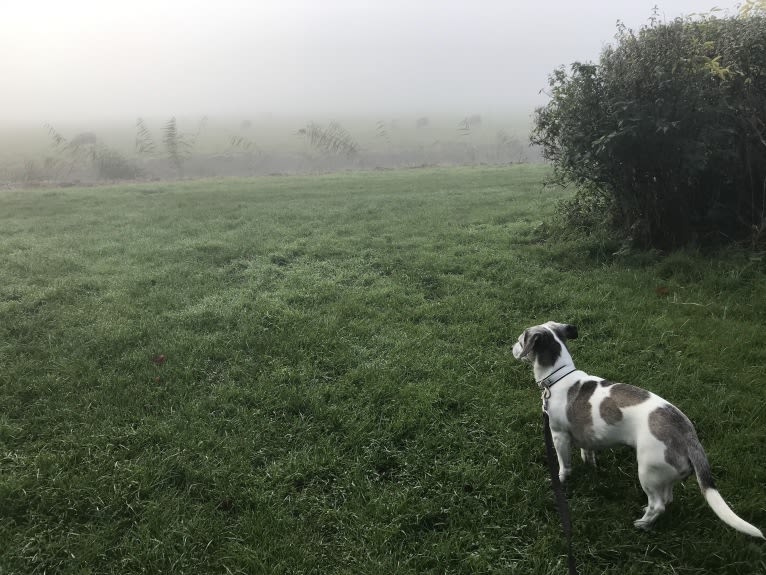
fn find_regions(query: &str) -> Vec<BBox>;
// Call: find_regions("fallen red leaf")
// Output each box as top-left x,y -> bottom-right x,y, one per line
151,354 -> 167,365
655,286 -> 670,297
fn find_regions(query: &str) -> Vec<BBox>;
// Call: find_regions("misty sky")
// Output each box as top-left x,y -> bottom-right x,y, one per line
1,0 -> 743,124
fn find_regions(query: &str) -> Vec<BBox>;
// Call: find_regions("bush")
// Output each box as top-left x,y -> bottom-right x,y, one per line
532,11 -> 766,249
96,147 -> 143,180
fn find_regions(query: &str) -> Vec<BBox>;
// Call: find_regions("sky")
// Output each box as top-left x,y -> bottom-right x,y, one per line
0,0 -> 744,125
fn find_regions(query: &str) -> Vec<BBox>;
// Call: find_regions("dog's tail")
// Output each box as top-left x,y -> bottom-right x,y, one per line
689,441 -> 764,539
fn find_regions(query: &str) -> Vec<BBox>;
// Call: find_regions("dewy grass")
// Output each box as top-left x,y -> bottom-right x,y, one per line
1,165 -> 764,574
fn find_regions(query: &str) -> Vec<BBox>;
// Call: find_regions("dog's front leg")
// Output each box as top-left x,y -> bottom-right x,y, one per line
551,431 -> 572,483
580,449 -> 597,467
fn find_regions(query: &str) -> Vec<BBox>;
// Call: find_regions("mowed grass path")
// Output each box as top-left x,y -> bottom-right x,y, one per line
1,166 -> 764,574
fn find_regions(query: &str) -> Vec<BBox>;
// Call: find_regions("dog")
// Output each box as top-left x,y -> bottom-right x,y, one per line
512,321 -> 763,538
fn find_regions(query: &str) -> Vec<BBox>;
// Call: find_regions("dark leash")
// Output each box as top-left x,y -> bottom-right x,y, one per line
543,410 -> 579,575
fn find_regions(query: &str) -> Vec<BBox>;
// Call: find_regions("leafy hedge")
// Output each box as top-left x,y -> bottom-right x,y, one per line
532,11 -> 766,249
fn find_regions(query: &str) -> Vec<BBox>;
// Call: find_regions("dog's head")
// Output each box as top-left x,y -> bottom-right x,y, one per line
512,321 -> 578,367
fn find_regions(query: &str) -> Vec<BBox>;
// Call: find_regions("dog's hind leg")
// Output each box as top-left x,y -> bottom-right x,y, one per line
662,483 -> 674,505
634,481 -> 666,529
634,465 -> 676,530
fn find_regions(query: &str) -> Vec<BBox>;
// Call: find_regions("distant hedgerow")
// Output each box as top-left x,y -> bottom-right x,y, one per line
96,147 -> 143,180
44,124 -> 141,181
162,116 -> 207,178
297,122 -> 359,156
532,9 -> 766,249
135,118 -> 156,155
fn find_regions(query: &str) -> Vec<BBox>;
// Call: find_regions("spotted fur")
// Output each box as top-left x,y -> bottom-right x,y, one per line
599,383 -> 650,425
512,321 -> 763,538
566,380 -> 597,444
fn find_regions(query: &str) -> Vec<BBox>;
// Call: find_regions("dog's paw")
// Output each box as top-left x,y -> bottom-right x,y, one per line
558,469 -> 571,483
633,518 -> 653,531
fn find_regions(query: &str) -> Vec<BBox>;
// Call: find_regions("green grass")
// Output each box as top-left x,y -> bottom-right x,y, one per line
1,165 -> 764,574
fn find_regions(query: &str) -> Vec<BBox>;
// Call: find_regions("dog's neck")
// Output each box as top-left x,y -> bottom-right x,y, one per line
534,347 -> 577,389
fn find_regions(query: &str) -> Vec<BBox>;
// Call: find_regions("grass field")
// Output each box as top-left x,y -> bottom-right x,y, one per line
1,165 -> 765,574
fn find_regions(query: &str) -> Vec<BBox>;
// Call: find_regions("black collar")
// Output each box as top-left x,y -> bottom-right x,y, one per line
537,365 -> 577,390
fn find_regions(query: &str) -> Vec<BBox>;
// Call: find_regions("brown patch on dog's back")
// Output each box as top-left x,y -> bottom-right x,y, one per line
567,380 -> 597,444
611,384 -> 651,406
599,383 -> 651,425
600,397 -> 622,424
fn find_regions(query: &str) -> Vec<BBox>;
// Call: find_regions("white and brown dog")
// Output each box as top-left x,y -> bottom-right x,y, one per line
513,321 -> 763,538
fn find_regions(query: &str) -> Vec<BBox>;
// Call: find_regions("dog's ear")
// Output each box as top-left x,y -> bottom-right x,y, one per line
520,329 -> 548,358
563,324 -> 578,340
519,330 -> 533,358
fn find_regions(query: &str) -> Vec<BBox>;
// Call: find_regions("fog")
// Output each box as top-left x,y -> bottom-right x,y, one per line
1,0 -> 742,125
